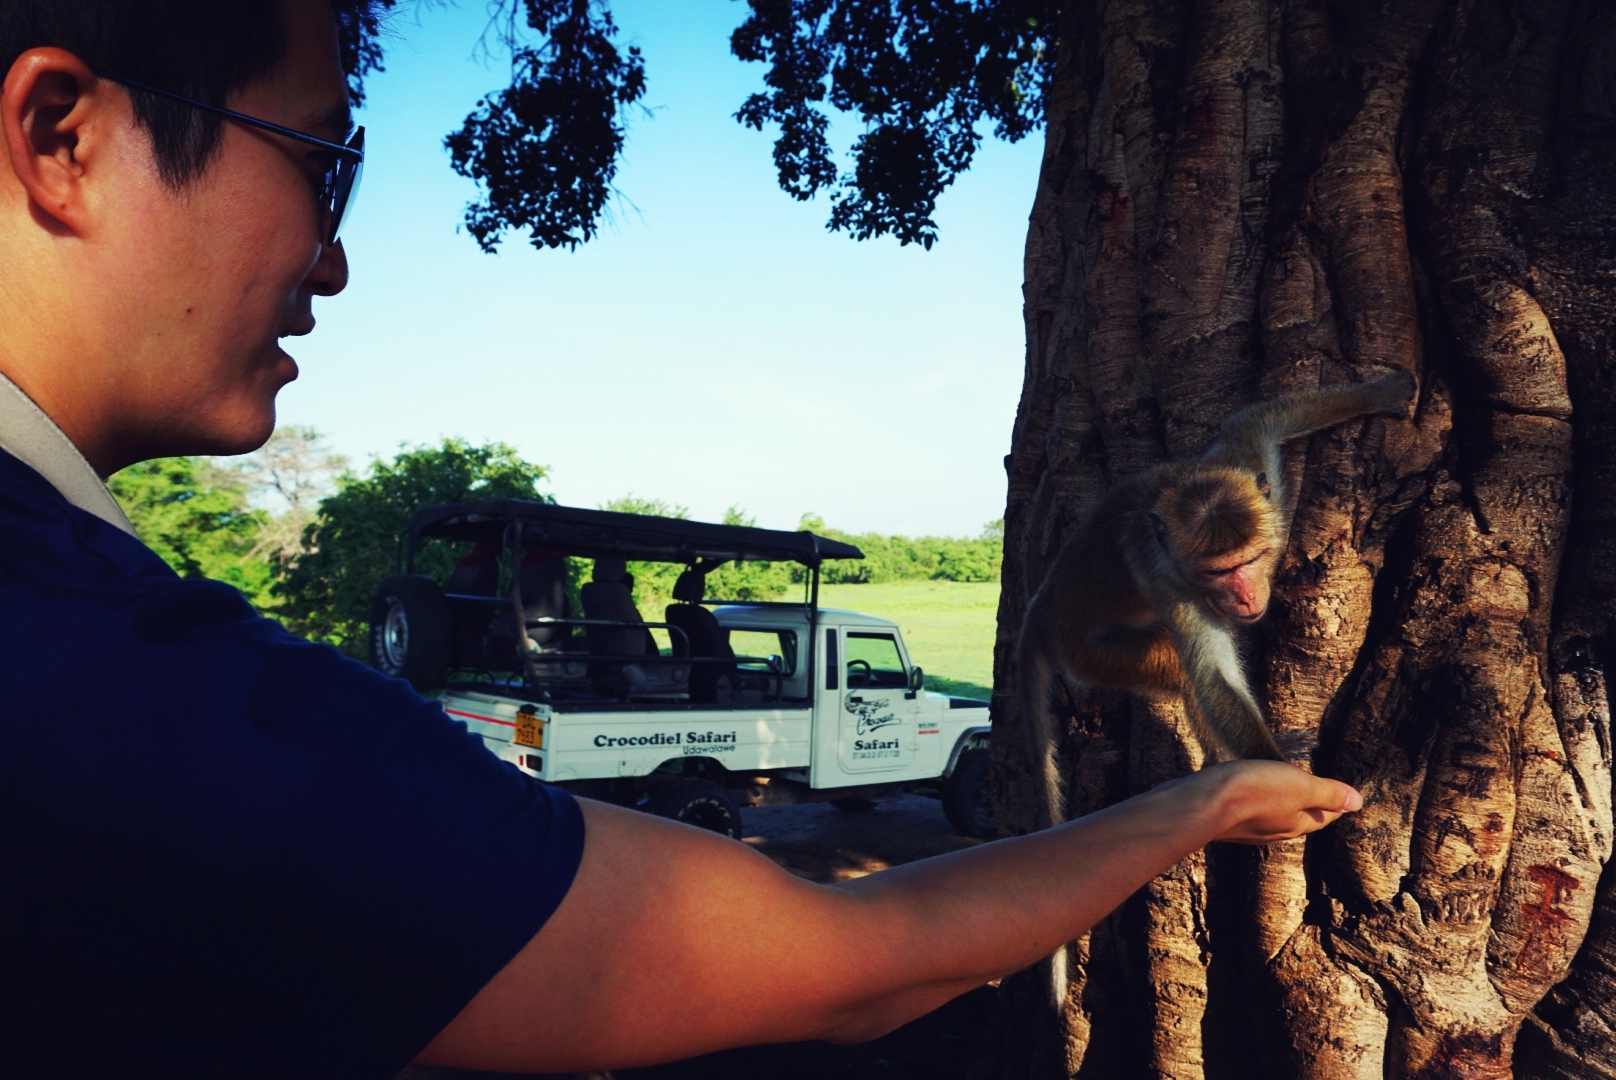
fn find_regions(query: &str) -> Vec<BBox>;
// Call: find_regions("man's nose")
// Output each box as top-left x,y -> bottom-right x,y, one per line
307,238 -> 349,297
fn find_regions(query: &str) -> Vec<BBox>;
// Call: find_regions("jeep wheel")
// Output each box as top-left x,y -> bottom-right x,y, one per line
647,778 -> 745,840
368,575 -> 452,692
941,749 -> 996,839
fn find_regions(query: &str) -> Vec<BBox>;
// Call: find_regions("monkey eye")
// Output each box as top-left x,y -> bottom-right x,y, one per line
1202,550 -> 1269,578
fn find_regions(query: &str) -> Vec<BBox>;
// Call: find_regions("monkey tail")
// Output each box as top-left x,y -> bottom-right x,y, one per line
1019,634 -> 1075,1014
1048,944 -> 1070,1016
1017,637 -> 1067,830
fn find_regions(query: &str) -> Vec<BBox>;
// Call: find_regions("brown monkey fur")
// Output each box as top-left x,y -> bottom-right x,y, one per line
1020,371 -> 1416,827
1019,371 -> 1413,1012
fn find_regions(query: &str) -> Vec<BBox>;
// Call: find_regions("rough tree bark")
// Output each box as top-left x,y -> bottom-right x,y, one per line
973,1 -> 1616,1077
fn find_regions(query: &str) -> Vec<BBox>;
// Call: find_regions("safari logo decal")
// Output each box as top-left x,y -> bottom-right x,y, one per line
846,697 -> 903,761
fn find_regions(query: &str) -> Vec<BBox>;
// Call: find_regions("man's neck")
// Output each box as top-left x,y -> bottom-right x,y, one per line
0,346 -> 125,476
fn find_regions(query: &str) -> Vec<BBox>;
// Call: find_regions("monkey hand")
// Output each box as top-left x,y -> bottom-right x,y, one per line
1364,369 -> 1417,417
1273,727 -> 1319,760
1174,760 -> 1362,844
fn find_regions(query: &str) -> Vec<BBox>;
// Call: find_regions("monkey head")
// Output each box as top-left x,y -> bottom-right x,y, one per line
1148,466 -> 1280,624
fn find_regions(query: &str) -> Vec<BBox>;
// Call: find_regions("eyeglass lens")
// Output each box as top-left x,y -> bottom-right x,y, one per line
326,128 -> 365,244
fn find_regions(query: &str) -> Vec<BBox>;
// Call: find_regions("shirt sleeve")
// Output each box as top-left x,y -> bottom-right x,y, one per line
0,578 -> 585,1080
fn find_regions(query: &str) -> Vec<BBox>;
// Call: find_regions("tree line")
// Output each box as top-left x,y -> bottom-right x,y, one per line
109,431 -> 1002,658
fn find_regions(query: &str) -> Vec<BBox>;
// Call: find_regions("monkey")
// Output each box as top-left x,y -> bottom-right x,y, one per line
1020,370 -> 1415,822
1018,370 -> 1414,1009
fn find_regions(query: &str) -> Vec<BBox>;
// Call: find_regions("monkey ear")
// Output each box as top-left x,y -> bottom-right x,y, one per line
1147,510 -> 1169,547
1254,471 -> 1271,498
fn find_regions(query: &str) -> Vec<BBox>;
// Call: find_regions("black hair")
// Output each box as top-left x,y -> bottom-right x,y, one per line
0,0 -> 382,187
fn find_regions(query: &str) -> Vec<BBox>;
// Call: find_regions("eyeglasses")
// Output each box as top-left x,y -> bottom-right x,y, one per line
92,70 -> 364,244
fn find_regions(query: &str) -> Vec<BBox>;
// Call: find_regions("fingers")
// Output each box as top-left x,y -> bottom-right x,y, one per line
1204,760 -> 1363,844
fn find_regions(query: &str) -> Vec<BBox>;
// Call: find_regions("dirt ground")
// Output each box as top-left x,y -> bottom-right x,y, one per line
400,796 -> 995,1080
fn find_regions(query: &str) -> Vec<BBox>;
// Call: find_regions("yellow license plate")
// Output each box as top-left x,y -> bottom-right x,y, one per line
514,713 -> 544,749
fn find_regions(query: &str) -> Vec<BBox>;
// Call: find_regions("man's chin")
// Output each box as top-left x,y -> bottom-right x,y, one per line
176,398 -> 283,458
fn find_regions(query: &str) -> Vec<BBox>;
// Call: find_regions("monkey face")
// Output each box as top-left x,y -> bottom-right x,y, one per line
1193,542 -> 1275,623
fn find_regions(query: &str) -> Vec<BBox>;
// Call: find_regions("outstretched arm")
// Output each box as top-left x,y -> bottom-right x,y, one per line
417,763 -> 1358,1073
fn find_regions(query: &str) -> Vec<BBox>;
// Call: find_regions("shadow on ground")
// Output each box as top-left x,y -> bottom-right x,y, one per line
399,797 -> 995,1080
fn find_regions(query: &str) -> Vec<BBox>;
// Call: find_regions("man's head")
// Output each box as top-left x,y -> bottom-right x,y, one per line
0,0 -> 374,475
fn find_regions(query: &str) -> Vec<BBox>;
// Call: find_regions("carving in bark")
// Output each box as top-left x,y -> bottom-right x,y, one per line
978,1 -> 1616,1077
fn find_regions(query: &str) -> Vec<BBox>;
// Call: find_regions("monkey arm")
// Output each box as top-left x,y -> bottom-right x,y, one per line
1160,602 -> 1287,761
1071,625 -> 1185,697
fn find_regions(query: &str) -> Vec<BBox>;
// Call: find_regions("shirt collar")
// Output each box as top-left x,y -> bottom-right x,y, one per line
0,371 -> 137,537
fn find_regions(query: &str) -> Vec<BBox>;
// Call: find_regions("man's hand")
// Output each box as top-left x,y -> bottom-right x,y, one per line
417,762 -> 1361,1074
1201,759 -> 1362,844
1148,759 -> 1362,845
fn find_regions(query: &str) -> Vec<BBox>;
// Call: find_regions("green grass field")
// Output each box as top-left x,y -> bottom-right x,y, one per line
818,581 -> 999,700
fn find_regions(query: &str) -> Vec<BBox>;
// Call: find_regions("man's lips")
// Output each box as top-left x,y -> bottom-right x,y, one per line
269,345 -> 300,385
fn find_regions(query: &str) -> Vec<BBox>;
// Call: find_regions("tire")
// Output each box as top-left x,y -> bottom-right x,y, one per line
647,778 -> 745,840
368,574 -> 452,692
941,749 -> 996,839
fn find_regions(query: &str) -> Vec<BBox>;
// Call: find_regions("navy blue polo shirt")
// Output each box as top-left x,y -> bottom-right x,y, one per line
0,447 -> 585,1078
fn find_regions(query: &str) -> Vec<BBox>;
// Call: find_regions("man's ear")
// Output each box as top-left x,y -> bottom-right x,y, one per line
2,48 -> 111,234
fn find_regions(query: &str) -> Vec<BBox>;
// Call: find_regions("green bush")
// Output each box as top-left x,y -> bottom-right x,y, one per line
800,514 -> 1002,585
596,499 -> 795,608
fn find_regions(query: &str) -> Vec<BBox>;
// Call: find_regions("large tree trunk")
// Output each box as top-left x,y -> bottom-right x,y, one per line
974,1 -> 1616,1077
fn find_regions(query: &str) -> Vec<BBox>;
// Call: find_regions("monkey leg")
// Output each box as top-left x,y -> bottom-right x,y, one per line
1068,625 -> 1185,699
1208,371 -> 1416,470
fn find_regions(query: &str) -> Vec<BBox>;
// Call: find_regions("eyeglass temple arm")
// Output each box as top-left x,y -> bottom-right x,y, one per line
89,69 -> 363,161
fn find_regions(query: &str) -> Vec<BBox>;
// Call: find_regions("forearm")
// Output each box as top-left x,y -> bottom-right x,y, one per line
816,773 -> 1226,1039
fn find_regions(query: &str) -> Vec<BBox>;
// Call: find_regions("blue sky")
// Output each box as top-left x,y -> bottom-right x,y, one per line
275,0 -> 1043,536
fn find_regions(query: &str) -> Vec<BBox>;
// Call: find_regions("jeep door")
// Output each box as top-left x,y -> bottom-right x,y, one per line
835,629 -> 920,773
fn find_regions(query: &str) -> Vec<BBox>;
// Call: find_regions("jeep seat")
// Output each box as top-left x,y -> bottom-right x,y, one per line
665,569 -> 736,704
581,557 -> 687,698
445,542 -> 501,668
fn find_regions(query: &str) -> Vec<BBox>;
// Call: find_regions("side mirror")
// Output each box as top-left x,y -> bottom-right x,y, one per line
908,666 -> 924,692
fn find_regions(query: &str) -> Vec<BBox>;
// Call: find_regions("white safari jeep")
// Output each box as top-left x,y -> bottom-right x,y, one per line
368,499 -> 994,840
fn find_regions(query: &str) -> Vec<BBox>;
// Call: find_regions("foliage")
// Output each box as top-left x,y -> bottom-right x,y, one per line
445,0 -> 646,251
108,458 -> 273,606
274,439 -> 552,654
444,0 -> 1057,250
732,0 -> 1059,247
595,498 -> 796,611
800,513 -> 1002,584
706,506 -> 797,602
235,426 -> 349,565
335,0 -> 399,106
596,495 -> 690,611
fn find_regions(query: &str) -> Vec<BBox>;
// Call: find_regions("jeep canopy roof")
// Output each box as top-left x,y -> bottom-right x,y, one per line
409,499 -> 865,567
